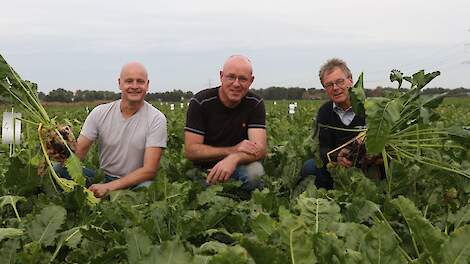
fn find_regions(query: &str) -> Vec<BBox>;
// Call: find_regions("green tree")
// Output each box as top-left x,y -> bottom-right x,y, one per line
45,88 -> 74,102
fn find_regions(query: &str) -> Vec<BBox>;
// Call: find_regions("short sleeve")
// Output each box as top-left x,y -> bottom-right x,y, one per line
146,113 -> 167,148
247,100 -> 266,129
80,107 -> 100,140
184,98 -> 206,135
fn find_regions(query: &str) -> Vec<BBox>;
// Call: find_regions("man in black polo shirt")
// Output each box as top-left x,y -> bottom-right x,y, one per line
184,55 -> 267,191
301,58 -> 366,189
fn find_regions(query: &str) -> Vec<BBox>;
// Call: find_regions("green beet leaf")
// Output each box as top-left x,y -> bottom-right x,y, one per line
405,70 -> 440,90
240,237 -> 289,264
209,245 -> 255,264
330,222 -> 369,250
250,212 -> 277,242
349,72 -> 366,117
64,153 -> 87,186
391,196 -> 446,260
126,227 -> 153,263
288,229 -> 316,264
312,232 -> 350,264
0,195 -> 26,221
447,205 -> 470,230
365,97 -> 403,154
296,194 -> 341,232
359,222 -> 407,263
0,228 -> 24,242
140,239 -> 193,264
27,205 -> 66,247
0,54 -> 50,124
0,239 -> 20,264
49,227 -> 83,263
343,198 -> 380,223
390,69 -> 404,89
446,126 -> 470,148
438,225 -> 470,264
197,241 -> 228,255
0,195 -> 26,210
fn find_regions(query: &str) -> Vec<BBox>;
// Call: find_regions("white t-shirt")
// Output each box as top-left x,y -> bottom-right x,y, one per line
80,100 -> 167,178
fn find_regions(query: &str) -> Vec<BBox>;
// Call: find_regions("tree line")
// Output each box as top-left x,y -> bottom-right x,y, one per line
36,89 -> 195,103
22,86 -> 470,103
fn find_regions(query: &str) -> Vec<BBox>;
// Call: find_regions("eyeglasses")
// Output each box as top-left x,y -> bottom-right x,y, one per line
324,78 -> 347,90
224,74 -> 251,85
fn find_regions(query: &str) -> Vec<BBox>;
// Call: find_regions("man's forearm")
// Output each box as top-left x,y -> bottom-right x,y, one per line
75,135 -> 93,161
227,145 -> 266,165
106,168 -> 156,191
185,143 -> 234,161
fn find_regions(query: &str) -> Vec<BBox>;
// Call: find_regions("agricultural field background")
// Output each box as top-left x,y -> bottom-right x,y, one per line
0,97 -> 470,263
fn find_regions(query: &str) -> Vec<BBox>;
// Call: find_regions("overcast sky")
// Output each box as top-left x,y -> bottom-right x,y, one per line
1,0 -> 469,93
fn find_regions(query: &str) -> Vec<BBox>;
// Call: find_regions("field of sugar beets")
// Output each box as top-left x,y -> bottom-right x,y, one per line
1,58 -> 470,263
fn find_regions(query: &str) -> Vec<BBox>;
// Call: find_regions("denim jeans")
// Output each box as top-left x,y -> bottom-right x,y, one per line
192,161 -> 265,192
300,159 -> 333,190
232,161 -> 265,191
53,164 -> 153,189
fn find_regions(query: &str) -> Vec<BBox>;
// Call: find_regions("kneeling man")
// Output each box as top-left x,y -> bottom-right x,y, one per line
184,55 -> 266,191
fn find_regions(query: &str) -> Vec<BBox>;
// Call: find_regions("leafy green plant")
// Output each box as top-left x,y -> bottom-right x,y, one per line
328,69 -> 470,196
0,54 -> 98,205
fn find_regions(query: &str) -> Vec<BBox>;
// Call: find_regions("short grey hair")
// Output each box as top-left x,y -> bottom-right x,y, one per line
318,58 -> 352,87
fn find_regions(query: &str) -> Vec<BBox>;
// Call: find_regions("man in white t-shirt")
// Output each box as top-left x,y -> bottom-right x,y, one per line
55,62 -> 167,197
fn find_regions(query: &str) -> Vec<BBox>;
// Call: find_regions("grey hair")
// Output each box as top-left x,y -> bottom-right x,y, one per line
318,58 -> 352,87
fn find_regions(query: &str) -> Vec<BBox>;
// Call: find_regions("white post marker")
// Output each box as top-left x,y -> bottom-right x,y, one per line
273,101 -> 277,105
288,104 -> 296,114
180,103 -> 184,109
2,111 -> 22,157
2,111 -> 22,145
170,104 -> 175,111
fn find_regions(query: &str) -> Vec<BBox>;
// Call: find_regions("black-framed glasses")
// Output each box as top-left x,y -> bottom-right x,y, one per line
324,78 -> 347,89
224,74 -> 251,85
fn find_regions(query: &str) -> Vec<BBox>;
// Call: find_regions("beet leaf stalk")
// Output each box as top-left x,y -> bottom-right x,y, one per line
348,70 -> 470,196
0,54 -> 99,205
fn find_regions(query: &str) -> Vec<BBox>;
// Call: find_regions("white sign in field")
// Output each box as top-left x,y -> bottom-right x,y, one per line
2,112 -> 22,144
288,104 -> 296,114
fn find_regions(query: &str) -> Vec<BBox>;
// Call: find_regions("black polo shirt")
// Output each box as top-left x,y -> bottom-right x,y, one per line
185,87 -> 266,169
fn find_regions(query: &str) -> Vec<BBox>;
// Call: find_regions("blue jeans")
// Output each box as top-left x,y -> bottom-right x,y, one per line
194,161 -> 265,192
231,161 -> 265,191
53,164 -> 153,189
300,159 -> 333,190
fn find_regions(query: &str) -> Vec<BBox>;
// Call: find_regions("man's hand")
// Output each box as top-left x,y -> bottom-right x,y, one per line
206,154 -> 239,185
337,148 -> 353,168
88,183 -> 112,198
234,140 -> 261,156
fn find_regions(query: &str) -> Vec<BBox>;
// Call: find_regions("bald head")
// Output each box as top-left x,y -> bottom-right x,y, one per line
120,62 -> 148,80
222,55 -> 253,76
218,55 -> 254,108
118,62 -> 150,105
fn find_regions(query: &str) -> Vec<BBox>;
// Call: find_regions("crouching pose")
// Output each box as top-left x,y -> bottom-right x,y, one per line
301,58 -> 366,189
54,62 -> 167,197
184,55 -> 267,192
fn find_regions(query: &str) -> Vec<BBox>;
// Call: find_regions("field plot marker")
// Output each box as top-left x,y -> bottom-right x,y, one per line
288,103 -> 296,114
2,109 -> 22,157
